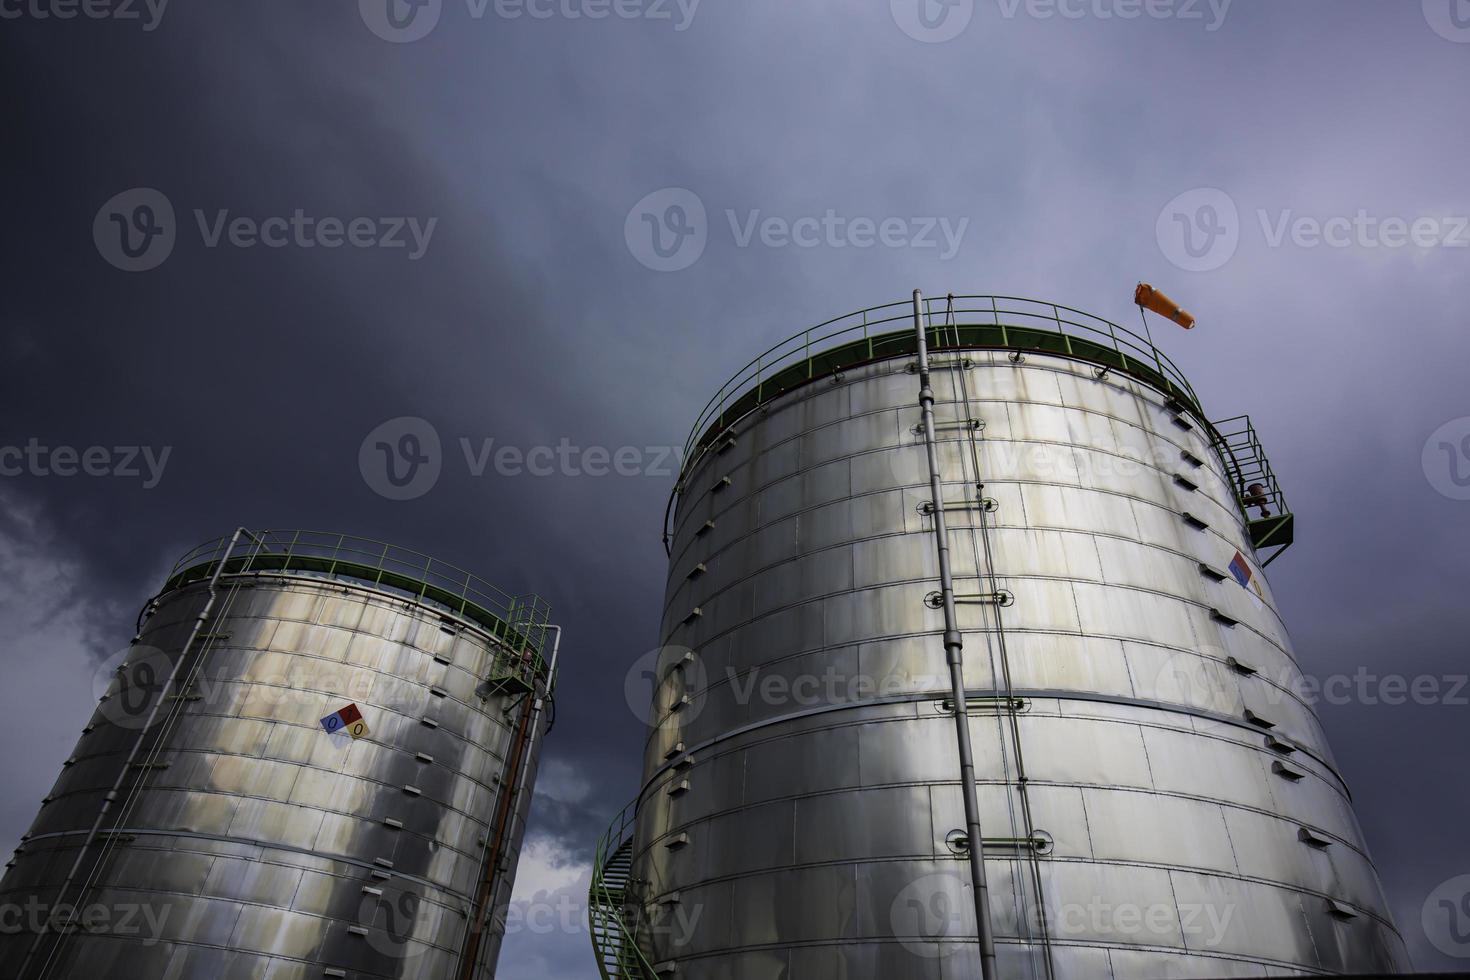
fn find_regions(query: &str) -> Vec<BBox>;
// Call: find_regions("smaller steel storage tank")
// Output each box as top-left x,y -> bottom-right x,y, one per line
0,529 -> 559,980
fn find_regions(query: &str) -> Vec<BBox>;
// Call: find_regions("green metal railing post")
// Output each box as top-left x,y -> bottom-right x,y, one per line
1052,304 -> 1073,356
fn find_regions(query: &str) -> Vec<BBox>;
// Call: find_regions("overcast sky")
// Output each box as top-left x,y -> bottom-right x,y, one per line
2,1 -> 1468,975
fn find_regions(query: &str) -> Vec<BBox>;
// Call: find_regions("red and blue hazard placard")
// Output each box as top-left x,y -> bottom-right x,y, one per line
321,702 -> 370,748
1228,550 -> 1266,604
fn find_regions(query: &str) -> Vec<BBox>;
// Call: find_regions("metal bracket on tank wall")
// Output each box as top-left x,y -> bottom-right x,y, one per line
927,590 -> 1014,608
913,418 -> 983,435
918,497 -> 998,515
947,830 -> 1054,856
937,696 -> 1029,715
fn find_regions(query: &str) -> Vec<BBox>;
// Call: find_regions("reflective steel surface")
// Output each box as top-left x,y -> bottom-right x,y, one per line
633,344 -> 1409,978
0,543 -> 552,980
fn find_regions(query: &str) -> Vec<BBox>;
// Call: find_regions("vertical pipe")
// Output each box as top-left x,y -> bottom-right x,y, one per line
913,290 -> 998,978
22,526 -> 254,980
456,625 -> 562,980
1136,302 -> 1165,378
507,626 -> 560,833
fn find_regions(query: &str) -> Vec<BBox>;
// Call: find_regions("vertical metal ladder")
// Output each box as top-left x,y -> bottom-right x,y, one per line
924,295 -> 1057,980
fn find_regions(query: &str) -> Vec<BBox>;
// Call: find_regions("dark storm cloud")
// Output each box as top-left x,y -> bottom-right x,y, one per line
2,1 -> 1468,975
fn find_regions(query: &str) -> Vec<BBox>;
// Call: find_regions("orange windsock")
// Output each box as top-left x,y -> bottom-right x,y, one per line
1134,283 -> 1196,330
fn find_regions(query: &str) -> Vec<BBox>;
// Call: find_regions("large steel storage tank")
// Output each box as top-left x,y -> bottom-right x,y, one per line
0,529 -> 559,980
590,294 -> 1408,979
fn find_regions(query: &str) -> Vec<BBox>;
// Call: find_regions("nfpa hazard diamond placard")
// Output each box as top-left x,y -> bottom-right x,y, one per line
321,702 -> 370,746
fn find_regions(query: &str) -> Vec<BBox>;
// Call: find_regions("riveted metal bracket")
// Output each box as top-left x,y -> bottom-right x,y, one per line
937,696 -> 1028,715
913,418 -> 984,435
909,358 -> 975,374
948,831 -> 1053,855
928,590 -> 1014,608
919,497 -> 998,515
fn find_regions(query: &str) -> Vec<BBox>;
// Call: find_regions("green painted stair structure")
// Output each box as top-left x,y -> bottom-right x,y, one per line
590,802 -> 660,980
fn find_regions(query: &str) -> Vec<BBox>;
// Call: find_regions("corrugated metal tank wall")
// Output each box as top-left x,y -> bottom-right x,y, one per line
0,543 -> 551,980
633,345 -> 1409,978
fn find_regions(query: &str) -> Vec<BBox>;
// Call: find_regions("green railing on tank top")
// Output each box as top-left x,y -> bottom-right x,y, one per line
161,529 -> 555,686
671,294 -> 1293,562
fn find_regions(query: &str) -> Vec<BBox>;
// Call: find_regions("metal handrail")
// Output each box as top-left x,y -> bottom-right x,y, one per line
589,800 -> 658,979
161,529 -> 555,682
678,294 -> 1205,478
1212,416 -> 1291,519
